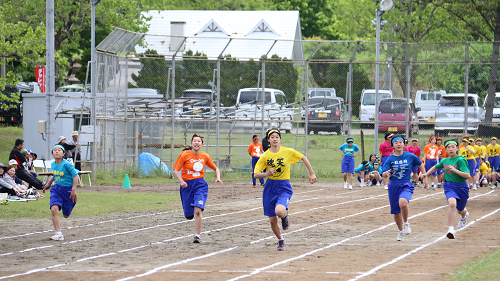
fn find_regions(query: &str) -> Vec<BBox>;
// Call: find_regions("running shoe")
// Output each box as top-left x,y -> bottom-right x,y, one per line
376,182 -> 381,186
360,183 -> 366,187
397,232 -> 404,241
277,239 -> 286,251
348,185 -> 353,190
261,184 -> 265,187
193,236 -> 201,243
403,223 -> 411,235
50,234 -> 64,241
447,231 -> 455,239
384,185 -> 388,190
281,211 -> 290,230
344,182 -> 348,189
473,185 -> 477,191
458,212 -> 469,229
252,185 -> 256,188
431,184 -> 437,190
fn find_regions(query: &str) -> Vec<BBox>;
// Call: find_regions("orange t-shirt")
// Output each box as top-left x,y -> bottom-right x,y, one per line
423,144 -> 438,160
437,145 -> 448,159
174,150 -> 217,181
248,142 -> 263,157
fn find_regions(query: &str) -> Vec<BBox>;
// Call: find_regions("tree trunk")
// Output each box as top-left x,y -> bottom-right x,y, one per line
484,10 -> 500,122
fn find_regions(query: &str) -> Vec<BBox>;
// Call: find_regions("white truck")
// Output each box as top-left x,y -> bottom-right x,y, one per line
359,89 -> 392,126
414,90 -> 446,122
233,88 -> 293,132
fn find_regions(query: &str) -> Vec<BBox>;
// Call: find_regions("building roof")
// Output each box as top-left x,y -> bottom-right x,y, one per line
137,10 -> 303,61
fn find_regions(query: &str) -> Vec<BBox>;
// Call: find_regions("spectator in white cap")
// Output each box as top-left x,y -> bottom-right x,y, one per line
66,131 -> 81,170
56,135 -> 76,160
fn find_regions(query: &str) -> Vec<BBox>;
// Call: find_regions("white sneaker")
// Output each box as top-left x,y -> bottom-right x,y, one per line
367,181 -> 373,186
437,182 -> 442,187
415,182 -> 419,187
360,183 -> 366,187
384,185 -> 388,190
344,182 -> 348,189
348,185 -> 353,190
447,231 -> 455,239
431,184 -> 437,190
50,233 -> 64,241
397,231 -> 404,241
473,185 -> 477,191
403,223 -> 411,235
458,212 -> 469,229
376,182 -> 381,186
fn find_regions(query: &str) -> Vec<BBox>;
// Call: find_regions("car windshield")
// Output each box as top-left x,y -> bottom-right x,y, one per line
310,90 -> 333,97
309,98 -> 340,109
379,100 -> 407,113
182,92 -> 212,106
439,96 -> 475,107
239,91 -> 271,104
362,93 -> 391,105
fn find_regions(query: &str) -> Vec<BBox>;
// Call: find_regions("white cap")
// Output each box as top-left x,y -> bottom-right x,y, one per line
58,136 -> 66,143
71,131 -> 78,136
8,159 -> 17,166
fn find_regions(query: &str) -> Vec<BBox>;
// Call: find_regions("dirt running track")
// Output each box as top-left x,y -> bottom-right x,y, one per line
1,181 -> 500,281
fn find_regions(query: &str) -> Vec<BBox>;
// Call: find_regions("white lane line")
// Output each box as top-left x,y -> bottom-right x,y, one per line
0,189 -> 327,241
349,203 -> 500,280
0,190 -> 360,256
0,192 -> 389,279
225,191 -> 494,281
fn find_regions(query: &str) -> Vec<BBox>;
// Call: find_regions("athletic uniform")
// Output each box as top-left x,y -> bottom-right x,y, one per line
434,156 -> 470,212
379,141 -> 393,166
174,150 -> 218,219
254,146 -> 303,217
479,162 -> 491,183
473,144 -> 481,174
437,145 -> 448,175
369,164 -> 383,185
423,144 -> 438,176
459,146 -> 476,177
50,159 -> 80,217
487,143 -> 500,172
339,143 -> 360,174
405,145 -> 421,174
354,164 -> 372,182
248,142 -> 265,186
382,151 -> 422,214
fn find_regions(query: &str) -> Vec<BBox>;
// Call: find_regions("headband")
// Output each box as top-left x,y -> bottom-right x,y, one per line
373,162 -> 379,165
267,129 -> 281,139
445,140 -> 458,148
412,138 -> 418,141
429,136 -> 436,142
346,138 -> 354,143
253,136 -> 259,141
391,137 -> 404,145
52,145 -> 65,152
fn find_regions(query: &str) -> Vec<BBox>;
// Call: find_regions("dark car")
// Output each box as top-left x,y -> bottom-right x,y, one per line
306,97 -> 344,134
0,84 -> 30,125
378,98 -> 419,135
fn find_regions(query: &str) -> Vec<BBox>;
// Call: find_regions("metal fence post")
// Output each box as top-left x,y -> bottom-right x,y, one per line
464,42 -> 469,135
405,43 -> 410,138
348,42 -> 360,137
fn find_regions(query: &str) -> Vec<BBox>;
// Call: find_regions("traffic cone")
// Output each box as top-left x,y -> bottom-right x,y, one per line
122,174 -> 131,188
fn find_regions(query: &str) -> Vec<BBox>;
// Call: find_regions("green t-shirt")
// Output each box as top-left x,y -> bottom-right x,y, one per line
435,155 -> 470,183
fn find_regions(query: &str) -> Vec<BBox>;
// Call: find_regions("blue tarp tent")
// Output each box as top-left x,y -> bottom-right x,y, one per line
138,152 -> 171,176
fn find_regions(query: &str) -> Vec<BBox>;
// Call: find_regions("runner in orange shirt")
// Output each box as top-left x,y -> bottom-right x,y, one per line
174,134 -> 223,243
248,135 -> 265,187
423,136 -> 439,190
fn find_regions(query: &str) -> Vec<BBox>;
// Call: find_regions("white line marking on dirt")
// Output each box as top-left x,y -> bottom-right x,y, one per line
225,191 -> 494,281
349,203 -> 500,280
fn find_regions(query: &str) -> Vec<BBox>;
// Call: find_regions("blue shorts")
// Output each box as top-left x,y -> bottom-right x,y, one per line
342,156 -> 355,174
381,155 -> 390,167
388,180 -> 414,214
180,178 -> 209,219
49,184 -> 77,217
443,181 -> 469,211
475,158 -> 480,173
262,179 -> 293,217
479,175 -> 488,183
467,159 -> 476,176
437,159 -> 444,175
426,159 -> 438,176
490,156 -> 499,171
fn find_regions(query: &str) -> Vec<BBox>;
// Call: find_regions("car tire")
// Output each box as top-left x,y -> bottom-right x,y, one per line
285,130 -> 291,134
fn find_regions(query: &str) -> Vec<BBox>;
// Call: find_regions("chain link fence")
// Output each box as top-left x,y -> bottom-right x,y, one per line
90,28 -> 500,178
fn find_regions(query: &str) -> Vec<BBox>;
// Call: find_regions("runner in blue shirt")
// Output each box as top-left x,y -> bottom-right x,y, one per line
382,136 -> 428,241
339,138 -> 360,190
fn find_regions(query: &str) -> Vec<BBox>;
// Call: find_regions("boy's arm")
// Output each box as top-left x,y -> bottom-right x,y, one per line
70,175 -> 78,202
302,156 -> 317,184
214,168 -> 223,185
339,149 -> 345,157
174,169 -> 187,188
43,177 -> 55,193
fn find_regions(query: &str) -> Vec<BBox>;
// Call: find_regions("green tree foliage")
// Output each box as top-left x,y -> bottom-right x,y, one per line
274,0 -> 337,40
129,49 -> 169,96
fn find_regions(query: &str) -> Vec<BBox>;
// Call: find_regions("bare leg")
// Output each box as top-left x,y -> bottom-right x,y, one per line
447,198 -> 457,227
394,213 -> 403,231
275,204 -> 287,219
348,173 -> 353,185
399,198 -> 409,224
194,207 -> 202,235
51,205 -> 61,232
269,216 -> 282,239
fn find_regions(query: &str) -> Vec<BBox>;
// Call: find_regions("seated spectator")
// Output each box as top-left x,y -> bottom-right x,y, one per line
21,149 -> 38,178
0,163 -> 17,196
8,159 -> 24,185
3,165 -> 28,197
9,139 -> 44,190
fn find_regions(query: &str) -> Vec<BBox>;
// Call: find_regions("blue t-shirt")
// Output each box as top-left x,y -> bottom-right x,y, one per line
371,165 -> 382,174
339,143 -> 360,157
51,159 -> 80,187
381,151 -> 422,181
354,163 -> 372,173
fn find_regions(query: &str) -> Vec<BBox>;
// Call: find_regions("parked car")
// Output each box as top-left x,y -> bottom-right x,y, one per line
308,88 -> 336,98
18,82 -> 41,93
359,89 -> 392,127
306,96 -> 344,134
0,84 -> 31,125
482,92 -> 500,125
179,89 -> 216,117
56,84 -> 90,93
377,98 -> 419,135
414,90 -> 445,123
434,93 -> 484,136
234,88 -> 293,133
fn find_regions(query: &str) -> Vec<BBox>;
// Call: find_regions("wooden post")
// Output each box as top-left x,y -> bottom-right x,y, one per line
361,130 -> 365,161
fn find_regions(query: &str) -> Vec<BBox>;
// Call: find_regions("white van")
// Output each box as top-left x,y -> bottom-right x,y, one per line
308,88 -> 336,98
359,89 -> 392,125
414,90 -> 446,122
482,92 -> 500,124
234,88 -> 293,132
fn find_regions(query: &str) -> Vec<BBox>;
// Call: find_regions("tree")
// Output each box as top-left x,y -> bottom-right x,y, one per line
439,0 -> 500,122
129,49 -> 170,96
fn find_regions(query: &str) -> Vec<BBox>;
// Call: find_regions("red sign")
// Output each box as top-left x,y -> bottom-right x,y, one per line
35,66 -> 46,93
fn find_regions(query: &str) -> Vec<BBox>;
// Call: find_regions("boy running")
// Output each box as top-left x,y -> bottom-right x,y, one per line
248,135 -> 265,188
339,138 -> 360,190
406,138 -> 421,187
422,139 -> 470,239
382,136 -> 427,241
254,129 -> 316,251
42,145 -> 80,241
174,134 -> 223,243
423,136 -> 439,190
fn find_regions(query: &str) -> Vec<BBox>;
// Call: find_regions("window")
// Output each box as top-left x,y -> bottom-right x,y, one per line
438,96 -> 475,107
421,94 -> 427,101
362,93 -> 392,105
275,93 -> 288,105
428,93 -> 435,100
379,100 -> 407,113
74,114 -> 90,131
239,91 -> 271,104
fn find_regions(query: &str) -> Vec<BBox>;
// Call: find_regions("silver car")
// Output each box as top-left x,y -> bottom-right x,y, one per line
434,93 -> 484,136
